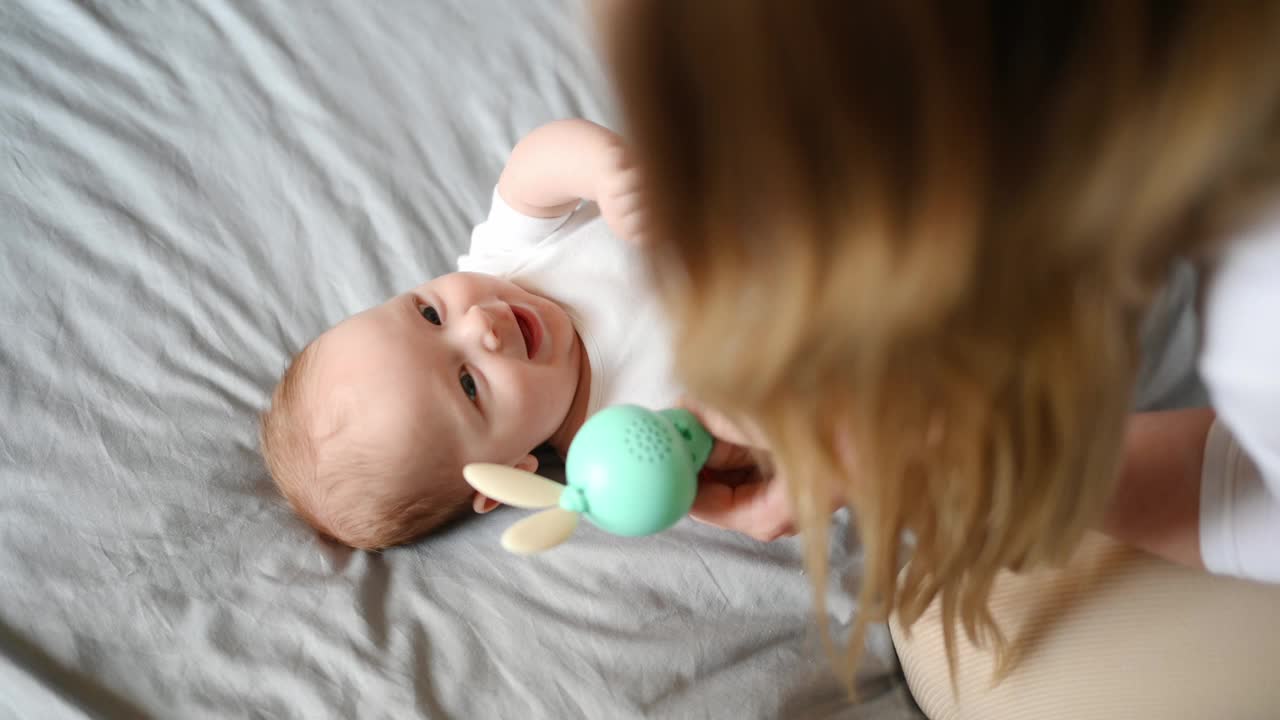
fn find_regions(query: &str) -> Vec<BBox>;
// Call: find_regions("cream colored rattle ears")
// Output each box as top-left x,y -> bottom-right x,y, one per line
462,463 -> 580,554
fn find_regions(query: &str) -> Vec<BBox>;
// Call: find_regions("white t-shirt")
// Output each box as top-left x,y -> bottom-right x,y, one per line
457,189 -> 680,417
1199,206 -> 1280,582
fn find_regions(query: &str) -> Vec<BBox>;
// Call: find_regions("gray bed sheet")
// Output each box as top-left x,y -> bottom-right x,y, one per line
0,1 -> 925,718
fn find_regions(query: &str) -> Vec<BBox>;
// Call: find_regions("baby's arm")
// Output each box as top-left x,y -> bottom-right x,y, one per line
498,119 -> 622,217
498,120 -> 644,242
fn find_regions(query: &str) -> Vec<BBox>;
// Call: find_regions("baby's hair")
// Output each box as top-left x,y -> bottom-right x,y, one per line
260,342 -> 472,550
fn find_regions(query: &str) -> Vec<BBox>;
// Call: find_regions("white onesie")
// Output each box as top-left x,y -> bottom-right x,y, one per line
457,189 -> 680,416
1198,206 -> 1280,583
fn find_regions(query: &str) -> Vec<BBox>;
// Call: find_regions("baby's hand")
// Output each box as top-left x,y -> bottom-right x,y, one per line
595,141 -> 648,246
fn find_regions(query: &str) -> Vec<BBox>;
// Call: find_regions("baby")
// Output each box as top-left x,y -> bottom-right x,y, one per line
260,120 -> 679,550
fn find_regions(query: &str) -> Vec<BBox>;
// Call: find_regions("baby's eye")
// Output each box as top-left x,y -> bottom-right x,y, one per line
419,304 -> 441,325
459,370 -> 478,402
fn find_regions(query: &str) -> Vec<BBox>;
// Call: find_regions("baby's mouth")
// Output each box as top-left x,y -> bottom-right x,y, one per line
511,305 -> 540,359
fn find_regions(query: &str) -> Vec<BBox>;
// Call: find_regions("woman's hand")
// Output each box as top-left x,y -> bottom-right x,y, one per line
682,401 -> 799,542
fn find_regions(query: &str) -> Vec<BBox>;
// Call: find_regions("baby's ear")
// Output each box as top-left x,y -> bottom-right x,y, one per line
514,454 -> 539,474
472,492 -> 501,514
471,454 -> 540,514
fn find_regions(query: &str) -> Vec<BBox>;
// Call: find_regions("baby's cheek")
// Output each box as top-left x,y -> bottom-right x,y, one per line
522,367 -> 573,420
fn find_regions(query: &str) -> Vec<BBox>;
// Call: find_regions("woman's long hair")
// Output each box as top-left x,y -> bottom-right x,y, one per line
602,0 -> 1280,683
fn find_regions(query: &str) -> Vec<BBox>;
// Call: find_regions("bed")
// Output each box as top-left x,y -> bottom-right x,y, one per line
0,1 -> 930,717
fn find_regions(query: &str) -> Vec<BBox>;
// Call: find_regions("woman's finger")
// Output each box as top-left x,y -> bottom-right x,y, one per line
706,438 -> 759,471
678,397 -> 758,447
678,397 -> 768,469
689,472 -> 796,542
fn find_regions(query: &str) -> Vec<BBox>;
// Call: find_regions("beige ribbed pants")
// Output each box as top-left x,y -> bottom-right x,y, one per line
891,532 -> 1280,719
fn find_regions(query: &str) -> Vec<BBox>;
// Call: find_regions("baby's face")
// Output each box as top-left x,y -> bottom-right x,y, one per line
315,272 -> 583,484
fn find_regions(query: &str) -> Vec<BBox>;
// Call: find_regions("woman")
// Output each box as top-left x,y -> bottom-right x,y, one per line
598,1 -> 1280,676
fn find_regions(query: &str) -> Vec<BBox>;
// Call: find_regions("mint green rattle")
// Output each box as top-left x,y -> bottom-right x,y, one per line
462,405 -> 712,554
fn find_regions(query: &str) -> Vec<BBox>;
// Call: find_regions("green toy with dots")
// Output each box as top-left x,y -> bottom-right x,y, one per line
462,405 -> 712,554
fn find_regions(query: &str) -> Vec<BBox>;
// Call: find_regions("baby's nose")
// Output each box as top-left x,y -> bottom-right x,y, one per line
464,306 -> 501,352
